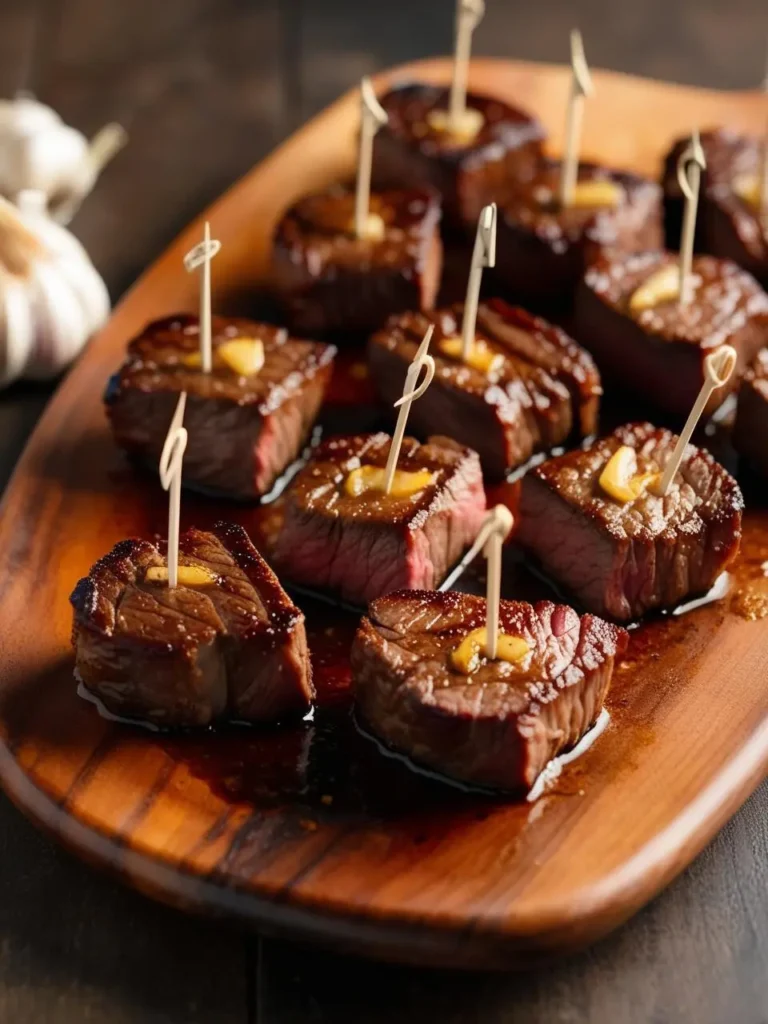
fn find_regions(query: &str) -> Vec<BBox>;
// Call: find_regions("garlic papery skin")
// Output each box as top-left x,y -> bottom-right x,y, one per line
0,191 -> 109,385
0,96 -> 126,225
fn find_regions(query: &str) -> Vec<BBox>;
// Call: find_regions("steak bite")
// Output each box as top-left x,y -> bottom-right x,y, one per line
661,128 -> 763,273
352,590 -> 627,792
274,433 -> 486,606
70,522 -> 312,728
368,300 -> 601,479
573,251 -> 768,418
106,314 -> 335,500
271,185 -> 442,336
493,160 -> 663,311
517,422 -> 744,623
734,349 -> 768,476
372,82 -> 545,231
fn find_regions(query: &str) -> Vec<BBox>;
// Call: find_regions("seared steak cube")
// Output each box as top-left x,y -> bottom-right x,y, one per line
70,523 -> 312,728
271,185 -> 442,336
352,590 -> 627,792
574,251 -> 768,418
661,128 -> 762,273
734,349 -> 768,476
368,300 -> 601,479
274,433 -> 486,606
372,82 -> 545,231
494,160 -> 663,311
106,314 -> 335,500
517,423 -> 744,623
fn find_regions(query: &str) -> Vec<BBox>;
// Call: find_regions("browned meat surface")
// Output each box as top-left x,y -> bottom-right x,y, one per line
517,423 -> 744,622
271,185 -> 443,336
352,590 -> 627,792
105,314 -> 335,499
372,82 -> 545,231
493,160 -> 663,311
369,300 -> 601,478
661,128 -> 761,265
274,433 -> 486,606
70,522 -> 312,727
574,251 -> 768,418
734,349 -> 768,476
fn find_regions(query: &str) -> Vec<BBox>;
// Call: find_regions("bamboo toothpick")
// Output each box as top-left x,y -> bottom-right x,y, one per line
449,0 -> 485,127
449,505 -> 514,659
184,222 -> 221,372
355,77 -> 388,239
159,392 -> 189,589
656,346 -> 737,496
483,505 -> 514,660
384,325 -> 435,494
676,131 -> 706,306
461,202 -> 497,360
559,29 -> 594,208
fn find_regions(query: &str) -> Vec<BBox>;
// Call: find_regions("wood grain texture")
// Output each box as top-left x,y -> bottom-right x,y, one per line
1,58 -> 768,974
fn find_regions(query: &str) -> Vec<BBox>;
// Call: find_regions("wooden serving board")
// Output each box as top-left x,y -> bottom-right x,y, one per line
1,58 -> 768,971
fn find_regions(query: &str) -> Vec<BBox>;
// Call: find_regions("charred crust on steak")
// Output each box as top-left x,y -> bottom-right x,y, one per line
375,83 -> 545,164
517,423 -> 744,621
278,433 -> 482,528
70,523 -> 313,726
105,313 -> 335,411
661,127 -> 760,250
576,250 -> 768,416
274,433 -> 487,605
351,589 -> 627,791
493,160 -> 663,308
368,300 -> 601,477
734,349 -> 768,476
105,314 -> 336,499
371,82 -> 545,227
271,185 -> 443,335
584,252 -> 768,345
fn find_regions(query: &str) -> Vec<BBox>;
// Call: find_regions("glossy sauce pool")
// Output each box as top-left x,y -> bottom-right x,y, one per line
71,360 -> 768,823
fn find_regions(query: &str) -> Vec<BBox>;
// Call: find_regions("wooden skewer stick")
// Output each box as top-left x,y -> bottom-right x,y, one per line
355,77 -> 388,239
449,505 -> 514,659
676,130 -> 706,306
483,505 -> 514,660
449,0 -> 485,127
384,325 -> 436,494
656,345 -> 737,496
159,392 -> 188,589
559,28 -> 594,208
183,222 -> 221,373
461,202 -> 497,360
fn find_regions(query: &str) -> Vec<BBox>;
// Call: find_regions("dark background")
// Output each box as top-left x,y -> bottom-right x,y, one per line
1,1 -> 768,1021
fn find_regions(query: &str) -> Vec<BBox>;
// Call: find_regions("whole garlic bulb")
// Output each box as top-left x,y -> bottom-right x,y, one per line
0,190 -> 110,385
0,96 -> 126,224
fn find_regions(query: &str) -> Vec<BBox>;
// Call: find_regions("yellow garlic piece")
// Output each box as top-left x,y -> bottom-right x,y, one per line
451,626 -> 530,675
439,336 -> 503,375
425,107 -> 484,143
344,465 -> 434,498
145,564 -> 218,587
567,179 -> 624,209
352,213 -> 386,242
599,445 -> 660,504
629,264 -> 681,312
218,337 -> 265,376
733,173 -> 760,209
182,337 -> 265,376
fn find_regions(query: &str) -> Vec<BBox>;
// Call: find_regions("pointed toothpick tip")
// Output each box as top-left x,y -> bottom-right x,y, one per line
570,27 -> 594,97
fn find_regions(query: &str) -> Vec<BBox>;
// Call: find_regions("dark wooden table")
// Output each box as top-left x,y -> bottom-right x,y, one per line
1,1 -> 767,1021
